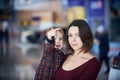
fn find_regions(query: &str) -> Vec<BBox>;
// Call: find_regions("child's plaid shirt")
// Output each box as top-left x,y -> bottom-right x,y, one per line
34,36 -> 65,80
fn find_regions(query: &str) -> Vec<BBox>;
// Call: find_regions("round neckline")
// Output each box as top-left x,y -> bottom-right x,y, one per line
61,57 -> 96,72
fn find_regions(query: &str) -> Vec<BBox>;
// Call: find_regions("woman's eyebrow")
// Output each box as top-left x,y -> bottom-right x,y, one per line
76,32 -> 79,34
68,32 -> 79,34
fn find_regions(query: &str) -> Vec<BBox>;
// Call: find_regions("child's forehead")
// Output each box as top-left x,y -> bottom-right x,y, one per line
55,34 -> 63,39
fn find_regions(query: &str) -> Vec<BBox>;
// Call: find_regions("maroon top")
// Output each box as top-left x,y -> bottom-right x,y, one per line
54,55 -> 101,80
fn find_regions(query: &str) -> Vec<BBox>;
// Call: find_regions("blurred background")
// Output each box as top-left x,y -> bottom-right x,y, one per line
0,0 -> 120,80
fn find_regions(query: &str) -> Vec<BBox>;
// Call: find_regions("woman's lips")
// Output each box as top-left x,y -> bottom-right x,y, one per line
71,44 -> 77,47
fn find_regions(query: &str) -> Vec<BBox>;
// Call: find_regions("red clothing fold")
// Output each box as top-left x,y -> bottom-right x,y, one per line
55,55 -> 101,80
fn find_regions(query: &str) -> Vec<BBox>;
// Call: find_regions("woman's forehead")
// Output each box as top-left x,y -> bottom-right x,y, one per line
68,26 -> 79,33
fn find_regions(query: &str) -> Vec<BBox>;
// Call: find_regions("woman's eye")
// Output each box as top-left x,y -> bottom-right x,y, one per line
68,34 -> 72,37
77,34 -> 79,36
76,33 -> 79,37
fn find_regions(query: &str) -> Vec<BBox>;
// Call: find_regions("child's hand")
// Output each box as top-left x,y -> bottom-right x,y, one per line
47,28 -> 61,40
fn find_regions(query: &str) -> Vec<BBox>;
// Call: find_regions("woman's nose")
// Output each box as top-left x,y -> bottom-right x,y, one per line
72,37 -> 76,41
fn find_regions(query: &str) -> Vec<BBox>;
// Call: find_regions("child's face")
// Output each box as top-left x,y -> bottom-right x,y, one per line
54,31 -> 64,49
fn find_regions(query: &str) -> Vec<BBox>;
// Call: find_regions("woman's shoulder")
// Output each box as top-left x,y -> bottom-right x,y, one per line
85,53 -> 101,66
88,57 -> 101,68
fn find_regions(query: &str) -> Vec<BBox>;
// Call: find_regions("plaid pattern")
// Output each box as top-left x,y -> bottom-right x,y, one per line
34,42 -> 64,80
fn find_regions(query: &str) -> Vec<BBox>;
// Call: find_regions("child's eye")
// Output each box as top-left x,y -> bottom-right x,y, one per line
59,38 -> 63,40
68,34 -> 72,37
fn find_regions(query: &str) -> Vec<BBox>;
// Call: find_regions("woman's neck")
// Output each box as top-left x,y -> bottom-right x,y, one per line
73,50 -> 84,56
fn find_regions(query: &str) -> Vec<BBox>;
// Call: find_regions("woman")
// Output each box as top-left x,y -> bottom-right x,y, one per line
34,27 -> 65,80
55,19 -> 101,80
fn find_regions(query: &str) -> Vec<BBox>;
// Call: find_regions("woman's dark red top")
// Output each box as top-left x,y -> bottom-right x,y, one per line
54,55 -> 101,80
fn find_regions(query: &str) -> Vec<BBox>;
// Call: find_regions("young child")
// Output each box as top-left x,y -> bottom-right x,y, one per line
34,27 -> 65,80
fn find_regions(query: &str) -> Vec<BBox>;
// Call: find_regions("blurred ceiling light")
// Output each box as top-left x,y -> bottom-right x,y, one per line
18,0 -> 32,5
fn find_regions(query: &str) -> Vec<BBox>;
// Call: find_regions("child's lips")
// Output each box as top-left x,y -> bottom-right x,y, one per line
55,45 -> 60,48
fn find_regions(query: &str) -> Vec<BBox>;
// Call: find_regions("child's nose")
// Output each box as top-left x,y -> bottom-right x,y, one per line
56,40 -> 60,43
56,39 -> 60,43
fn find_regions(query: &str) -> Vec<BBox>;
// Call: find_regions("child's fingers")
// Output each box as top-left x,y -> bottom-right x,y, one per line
54,28 -> 61,31
49,28 -> 61,37
51,28 -> 61,36
55,28 -> 62,37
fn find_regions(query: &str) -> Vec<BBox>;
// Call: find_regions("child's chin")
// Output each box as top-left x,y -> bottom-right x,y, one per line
55,47 -> 61,49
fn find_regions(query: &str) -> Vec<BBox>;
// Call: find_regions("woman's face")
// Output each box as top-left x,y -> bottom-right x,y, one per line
68,26 -> 83,51
55,31 -> 64,49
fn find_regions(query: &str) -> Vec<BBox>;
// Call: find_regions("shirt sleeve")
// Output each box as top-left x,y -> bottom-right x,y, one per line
45,36 -> 55,44
78,59 -> 101,80
43,36 -> 55,56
